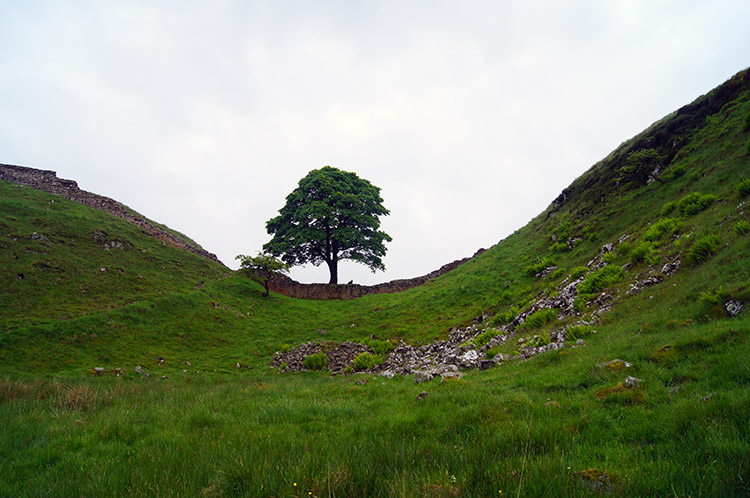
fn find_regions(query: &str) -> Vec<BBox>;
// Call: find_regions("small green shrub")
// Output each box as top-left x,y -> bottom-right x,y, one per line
737,178 -> 750,198
678,192 -> 717,216
485,347 -> 503,359
630,241 -> 659,265
644,218 -> 679,242
688,233 -> 721,264
491,306 -> 519,326
566,325 -> 594,341
583,224 -> 599,242
303,352 -> 329,371
734,220 -> 750,235
698,286 -> 726,306
353,352 -> 382,371
602,252 -> 617,264
573,293 -> 595,312
549,241 -> 569,253
524,258 -> 555,277
617,241 -> 632,255
523,309 -> 557,329
578,265 -> 624,295
660,201 -> 677,216
664,164 -> 687,180
568,266 -> 589,281
473,329 -> 501,349
527,333 -> 551,348
552,221 -> 572,241
363,339 -> 393,356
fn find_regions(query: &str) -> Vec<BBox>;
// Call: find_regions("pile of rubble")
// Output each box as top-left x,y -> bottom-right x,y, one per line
270,242 -> 691,382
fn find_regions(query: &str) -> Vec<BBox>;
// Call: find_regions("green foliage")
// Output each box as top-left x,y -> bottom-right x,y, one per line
264,166 -> 392,284
578,265 -> 624,295
491,306 -> 519,326
565,325 -> 594,341
737,178 -> 750,197
629,240 -> 659,265
602,252 -> 617,264
582,224 -> 599,242
353,352 -> 382,371
688,233 -> 721,264
644,218 -> 679,242
523,258 -> 555,277
552,221 -> 571,241
743,112 -> 750,132
664,164 -> 687,180
473,329 -> 501,349
303,352 -> 329,371
678,192 -> 718,216
618,148 -> 663,185
549,241 -> 569,253
660,201 -> 677,216
523,309 -> 557,329
235,252 -> 290,297
568,266 -> 589,281
363,339 -> 393,356
526,333 -> 551,347
698,286 -> 727,306
617,241 -> 632,255
733,220 -> 750,235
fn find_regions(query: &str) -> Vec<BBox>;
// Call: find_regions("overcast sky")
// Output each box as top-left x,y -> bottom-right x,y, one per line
1,1 -> 748,284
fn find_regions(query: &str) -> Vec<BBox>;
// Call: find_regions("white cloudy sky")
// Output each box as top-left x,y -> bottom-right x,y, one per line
1,1 -> 748,284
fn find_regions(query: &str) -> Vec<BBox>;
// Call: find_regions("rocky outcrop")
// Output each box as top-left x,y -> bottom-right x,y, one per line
0,163 -> 221,264
267,249 -> 485,300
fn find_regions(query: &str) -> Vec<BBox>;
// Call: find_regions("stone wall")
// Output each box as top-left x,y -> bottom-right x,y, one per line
1,163 -> 485,299
267,249 -> 485,300
0,163 -> 221,263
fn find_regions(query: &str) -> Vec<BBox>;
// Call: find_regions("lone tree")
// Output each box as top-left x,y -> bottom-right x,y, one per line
235,252 -> 290,297
264,166 -> 391,284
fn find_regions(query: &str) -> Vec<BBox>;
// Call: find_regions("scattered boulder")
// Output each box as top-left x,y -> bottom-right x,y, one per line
599,359 -> 632,370
624,376 -> 642,388
415,391 -> 429,401
724,300 -> 745,317
135,365 -> 150,378
413,371 -> 434,384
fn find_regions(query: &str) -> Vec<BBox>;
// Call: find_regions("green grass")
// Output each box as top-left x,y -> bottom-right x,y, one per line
2,68 -> 750,496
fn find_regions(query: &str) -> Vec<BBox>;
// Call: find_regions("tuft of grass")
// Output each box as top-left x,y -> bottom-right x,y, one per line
688,233 -> 721,264
523,309 -> 557,329
578,265 -> 624,295
353,352 -> 382,371
523,258 -> 555,277
678,192 -> 718,216
737,178 -> 750,197
303,352 -> 329,371
644,218 -> 679,242
734,220 -> 750,235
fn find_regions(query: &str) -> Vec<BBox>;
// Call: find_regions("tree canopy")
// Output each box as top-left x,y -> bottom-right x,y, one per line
235,252 -> 290,297
263,166 -> 391,284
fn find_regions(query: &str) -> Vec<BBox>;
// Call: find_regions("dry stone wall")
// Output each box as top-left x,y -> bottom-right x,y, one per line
267,249 -> 485,300
0,163 -> 221,263
2,163 -> 483,299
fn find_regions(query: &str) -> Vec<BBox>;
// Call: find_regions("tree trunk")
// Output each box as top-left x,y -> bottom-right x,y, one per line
327,259 -> 338,285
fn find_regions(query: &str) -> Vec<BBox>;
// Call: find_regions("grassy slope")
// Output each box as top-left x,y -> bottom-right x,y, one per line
1,69 -> 750,496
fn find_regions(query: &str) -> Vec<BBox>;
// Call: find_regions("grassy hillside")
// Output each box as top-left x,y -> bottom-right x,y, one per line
1,68 -> 750,496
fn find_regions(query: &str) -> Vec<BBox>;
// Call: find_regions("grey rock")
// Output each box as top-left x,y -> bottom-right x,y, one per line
93,367 -> 105,375
724,300 -> 745,317
477,359 -> 495,371
413,371 -> 434,384
624,376 -> 642,388
598,359 -> 632,369
416,391 -> 429,401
